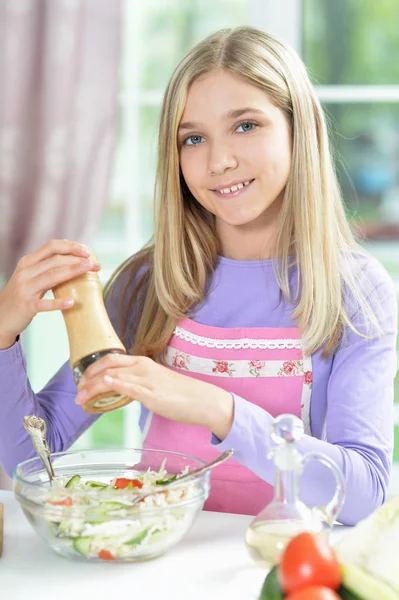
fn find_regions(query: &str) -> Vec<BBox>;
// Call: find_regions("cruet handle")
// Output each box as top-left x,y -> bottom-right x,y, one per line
302,451 -> 346,527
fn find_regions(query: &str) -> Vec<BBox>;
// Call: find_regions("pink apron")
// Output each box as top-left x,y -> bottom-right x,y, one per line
143,317 -> 312,515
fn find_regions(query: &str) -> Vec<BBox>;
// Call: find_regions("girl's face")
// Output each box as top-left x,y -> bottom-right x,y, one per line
178,69 -> 292,232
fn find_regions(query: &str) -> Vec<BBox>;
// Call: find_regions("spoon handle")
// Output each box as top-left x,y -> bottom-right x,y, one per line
174,449 -> 234,482
42,439 -> 55,480
132,449 -> 234,505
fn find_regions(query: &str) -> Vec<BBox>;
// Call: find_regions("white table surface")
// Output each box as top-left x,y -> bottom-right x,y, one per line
0,490 -> 348,600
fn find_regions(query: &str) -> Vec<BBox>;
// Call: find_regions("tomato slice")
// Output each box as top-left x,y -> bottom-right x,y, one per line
286,585 -> 341,600
113,478 -> 143,489
98,549 -> 115,561
48,497 -> 73,506
279,532 -> 342,594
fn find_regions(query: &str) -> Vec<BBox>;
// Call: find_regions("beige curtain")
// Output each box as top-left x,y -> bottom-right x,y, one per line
0,0 -> 122,488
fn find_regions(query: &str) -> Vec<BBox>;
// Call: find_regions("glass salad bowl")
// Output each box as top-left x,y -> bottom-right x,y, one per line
13,448 -> 210,562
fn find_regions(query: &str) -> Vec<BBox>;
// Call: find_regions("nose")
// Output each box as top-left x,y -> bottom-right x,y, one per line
207,141 -> 238,176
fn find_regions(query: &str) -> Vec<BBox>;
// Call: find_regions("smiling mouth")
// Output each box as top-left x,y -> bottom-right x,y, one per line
212,179 -> 255,198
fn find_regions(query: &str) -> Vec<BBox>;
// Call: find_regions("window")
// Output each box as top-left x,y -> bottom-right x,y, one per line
303,0 -> 399,493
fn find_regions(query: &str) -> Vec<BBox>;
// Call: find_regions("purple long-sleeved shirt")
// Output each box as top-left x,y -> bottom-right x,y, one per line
0,251 -> 397,525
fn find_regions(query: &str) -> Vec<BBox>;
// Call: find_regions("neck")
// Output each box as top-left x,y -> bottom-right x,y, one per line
219,227 -> 277,260
217,196 -> 283,261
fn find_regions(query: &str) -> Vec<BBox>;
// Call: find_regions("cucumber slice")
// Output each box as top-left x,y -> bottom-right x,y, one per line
341,562 -> 398,600
156,475 -> 177,485
86,502 -> 128,523
65,474 -> 81,488
96,502 -> 128,510
125,527 -> 151,546
84,480 -> 108,489
73,536 -> 93,556
337,585 -> 364,600
258,565 -> 284,600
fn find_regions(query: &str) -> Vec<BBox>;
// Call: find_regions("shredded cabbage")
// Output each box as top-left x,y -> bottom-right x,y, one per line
43,464 -> 204,560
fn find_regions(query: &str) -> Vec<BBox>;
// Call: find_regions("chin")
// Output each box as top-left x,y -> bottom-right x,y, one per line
218,212 -> 261,227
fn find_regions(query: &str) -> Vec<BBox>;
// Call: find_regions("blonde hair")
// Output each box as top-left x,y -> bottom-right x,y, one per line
105,26 -> 382,359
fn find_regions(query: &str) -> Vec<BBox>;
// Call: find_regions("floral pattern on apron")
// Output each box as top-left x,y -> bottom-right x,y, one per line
143,317 -> 312,515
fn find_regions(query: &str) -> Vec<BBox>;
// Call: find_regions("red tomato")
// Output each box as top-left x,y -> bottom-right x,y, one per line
113,478 -> 143,489
286,586 -> 341,600
98,549 -> 115,561
279,532 -> 342,594
48,497 -> 73,506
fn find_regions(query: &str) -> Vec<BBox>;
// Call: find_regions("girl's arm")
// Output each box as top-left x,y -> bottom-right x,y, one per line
0,344 -> 99,476
0,263 -> 145,476
211,272 -> 398,526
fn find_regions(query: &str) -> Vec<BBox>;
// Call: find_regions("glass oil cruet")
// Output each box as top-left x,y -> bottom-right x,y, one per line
244,414 -> 346,569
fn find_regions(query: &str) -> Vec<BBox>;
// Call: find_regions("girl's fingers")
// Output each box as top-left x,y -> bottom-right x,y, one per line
81,354 -> 140,381
103,376 -> 149,400
75,372 -> 145,405
30,260 -> 101,296
75,374 -> 150,404
36,298 -> 76,312
18,239 -> 91,270
22,253 -> 97,281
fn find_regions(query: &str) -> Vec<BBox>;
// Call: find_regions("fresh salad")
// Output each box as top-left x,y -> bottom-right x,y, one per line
42,461 -> 204,561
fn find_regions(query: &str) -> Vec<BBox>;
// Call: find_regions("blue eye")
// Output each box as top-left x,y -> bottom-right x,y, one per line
236,122 -> 257,133
184,135 -> 204,146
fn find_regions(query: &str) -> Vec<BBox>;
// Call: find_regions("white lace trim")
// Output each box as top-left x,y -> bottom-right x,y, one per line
173,325 -> 302,350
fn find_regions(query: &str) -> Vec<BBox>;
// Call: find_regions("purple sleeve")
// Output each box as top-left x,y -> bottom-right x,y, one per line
0,340 -> 99,476
0,264 -> 146,477
212,265 -> 398,526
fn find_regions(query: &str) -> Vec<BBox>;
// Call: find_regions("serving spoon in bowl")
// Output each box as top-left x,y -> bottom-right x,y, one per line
23,415 -> 55,482
129,448 -> 234,505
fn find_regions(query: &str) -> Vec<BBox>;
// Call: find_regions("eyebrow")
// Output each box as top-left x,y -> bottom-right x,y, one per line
178,107 -> 266,132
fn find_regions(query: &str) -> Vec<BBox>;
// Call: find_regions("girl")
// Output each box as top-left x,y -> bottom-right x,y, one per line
0,27 -> 397,526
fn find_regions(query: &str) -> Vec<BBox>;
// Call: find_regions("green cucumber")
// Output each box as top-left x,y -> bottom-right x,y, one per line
125,527 -> 151,546
337,585 -> 364,600
86,502 -> 127,522
84,480 -> 108,489
258,565 -> 284,600
341,563 -> 398,600
65,474 -> 81,488
96,502 -> 127,510
73,536 -> 93,556
156,475 -> 177,485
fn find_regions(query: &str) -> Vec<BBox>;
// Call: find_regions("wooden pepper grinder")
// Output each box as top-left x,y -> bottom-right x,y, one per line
53,247 -> 132,414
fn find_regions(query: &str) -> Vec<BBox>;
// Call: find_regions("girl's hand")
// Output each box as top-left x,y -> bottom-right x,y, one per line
0,239 -> 101,349
75,354 -> 234,440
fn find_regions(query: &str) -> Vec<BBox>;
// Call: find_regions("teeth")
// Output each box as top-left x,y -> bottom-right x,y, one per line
218,180 -> 252,194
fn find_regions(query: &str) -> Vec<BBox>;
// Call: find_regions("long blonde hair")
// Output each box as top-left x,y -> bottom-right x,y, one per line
105,26 -> 381,359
